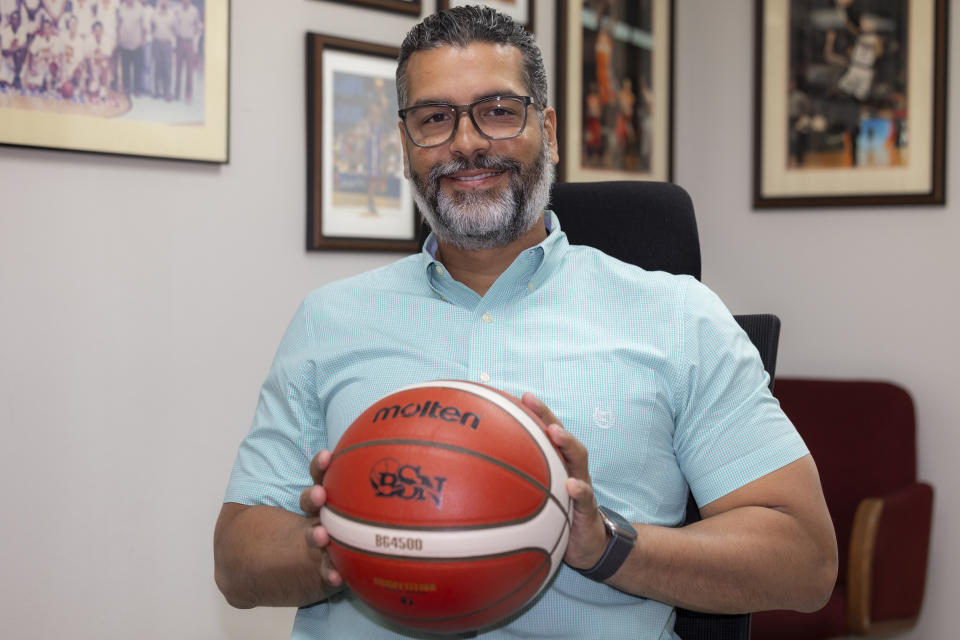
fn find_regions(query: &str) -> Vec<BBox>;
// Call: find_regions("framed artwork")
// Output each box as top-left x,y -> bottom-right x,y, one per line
306,33 -> 417,252
439,0 -> 533,31
323,0 -> 421,16
0,0 -> 230,163
556,0 -> 674,183
754,0 -> 948,207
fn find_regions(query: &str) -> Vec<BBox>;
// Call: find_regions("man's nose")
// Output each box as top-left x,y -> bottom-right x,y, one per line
448,111 -> 491,158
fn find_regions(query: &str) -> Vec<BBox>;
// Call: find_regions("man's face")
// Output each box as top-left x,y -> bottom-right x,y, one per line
399,43 -> 559,251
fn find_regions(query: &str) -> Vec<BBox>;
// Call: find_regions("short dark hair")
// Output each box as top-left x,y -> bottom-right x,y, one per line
396,6 -> 548,110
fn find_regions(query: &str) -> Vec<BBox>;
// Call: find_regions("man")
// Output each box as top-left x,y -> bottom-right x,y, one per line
0,8 -> 28,89
23,15 -> 58,92
56,12 -> 87,97
214,7 -> 837,639
150,0 -> 173,100
115,0 -> 144,96
171,0 -> 199,103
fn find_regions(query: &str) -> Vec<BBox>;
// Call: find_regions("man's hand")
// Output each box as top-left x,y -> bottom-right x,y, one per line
213,450 -> 344,609
521,393 -> 609,572
298,449 -> 343,589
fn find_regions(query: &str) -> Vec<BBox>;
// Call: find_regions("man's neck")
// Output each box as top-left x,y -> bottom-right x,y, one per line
435,214 -> 548,297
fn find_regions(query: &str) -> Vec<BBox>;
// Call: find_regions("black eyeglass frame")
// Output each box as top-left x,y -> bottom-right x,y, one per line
398,95 -> 542,148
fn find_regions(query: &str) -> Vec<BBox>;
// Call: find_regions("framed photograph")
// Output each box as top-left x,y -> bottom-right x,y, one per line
0,0 -> 230,163
322,0 -> 421,16
754,0 -> 948,207
306,33 -> 417,252
439,0 -> 533,31
556,0 -> 674,183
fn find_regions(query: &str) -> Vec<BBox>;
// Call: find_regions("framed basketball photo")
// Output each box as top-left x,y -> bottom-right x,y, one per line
0,0 -> 230,163
754,0 -> 948,207
306,33 -> 418,252
556,0 -> 674,183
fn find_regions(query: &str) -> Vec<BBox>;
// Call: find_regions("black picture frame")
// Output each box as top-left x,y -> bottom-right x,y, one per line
323,0 -> 421,16
306,33 -> 418,252
753,0 -> 949,207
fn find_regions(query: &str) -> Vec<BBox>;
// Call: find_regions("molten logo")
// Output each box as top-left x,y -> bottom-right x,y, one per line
371,399 -> 481,430
369,458 -> 447,508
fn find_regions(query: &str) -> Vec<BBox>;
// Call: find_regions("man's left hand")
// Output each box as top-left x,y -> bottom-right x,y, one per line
521,393 -> 610,572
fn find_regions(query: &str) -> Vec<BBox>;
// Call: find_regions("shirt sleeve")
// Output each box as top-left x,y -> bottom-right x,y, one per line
672,279 -> 808,507
223,300 -> 327,514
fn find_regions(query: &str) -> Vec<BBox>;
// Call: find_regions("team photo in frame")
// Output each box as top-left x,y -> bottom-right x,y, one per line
556,0 -> 674,183
0,0 -> 230,163
754,0 -> 948,207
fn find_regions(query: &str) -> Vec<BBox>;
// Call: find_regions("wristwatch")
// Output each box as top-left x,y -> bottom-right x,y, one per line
575,506 -> 638,582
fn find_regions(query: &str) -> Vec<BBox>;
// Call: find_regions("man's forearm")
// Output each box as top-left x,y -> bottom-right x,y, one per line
607,505 -> 837,614
214,502 -> 338,609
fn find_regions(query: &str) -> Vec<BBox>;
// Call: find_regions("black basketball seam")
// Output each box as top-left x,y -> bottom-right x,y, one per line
357,380 -> 553,487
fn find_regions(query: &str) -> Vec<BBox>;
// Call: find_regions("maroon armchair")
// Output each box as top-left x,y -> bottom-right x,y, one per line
752,379 -> 934,639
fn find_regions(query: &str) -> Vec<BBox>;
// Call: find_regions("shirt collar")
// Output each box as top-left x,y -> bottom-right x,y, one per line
421,211 -> 568,305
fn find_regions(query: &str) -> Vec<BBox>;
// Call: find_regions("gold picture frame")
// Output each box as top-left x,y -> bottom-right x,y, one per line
556,0 -> 674,183
0,0 -> 230,163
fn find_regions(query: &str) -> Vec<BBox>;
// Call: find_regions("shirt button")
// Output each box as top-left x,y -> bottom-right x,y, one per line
479,372 -> 491,383
482,312 -> 493,324
435,265 -> 445,276
528,282 -> 535,292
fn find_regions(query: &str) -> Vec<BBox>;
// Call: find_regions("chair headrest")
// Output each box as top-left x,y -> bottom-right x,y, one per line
549,181 -> 701,280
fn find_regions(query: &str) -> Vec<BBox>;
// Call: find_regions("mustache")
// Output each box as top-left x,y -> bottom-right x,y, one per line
427,155 -> 523,183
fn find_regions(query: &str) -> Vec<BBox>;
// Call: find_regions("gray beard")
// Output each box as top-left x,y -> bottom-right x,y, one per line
410,137 -> 554,251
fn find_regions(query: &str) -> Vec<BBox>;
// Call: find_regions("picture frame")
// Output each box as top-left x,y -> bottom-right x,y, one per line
556,0 -> 674,183
439,0 -> 533,31
306,33 -> 418,252
322,0 -> 421,17
753,0 -> 948,207
0,0 -> 230,163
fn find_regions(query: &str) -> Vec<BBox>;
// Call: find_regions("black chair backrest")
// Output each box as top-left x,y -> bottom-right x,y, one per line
550,181 -> 702,280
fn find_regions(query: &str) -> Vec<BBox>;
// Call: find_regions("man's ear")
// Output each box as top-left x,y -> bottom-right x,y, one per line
543,107 -> 559,166
397,121 -> 411,179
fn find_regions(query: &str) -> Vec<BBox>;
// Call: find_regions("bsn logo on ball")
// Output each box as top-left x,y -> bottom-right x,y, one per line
369,457 -> 447,508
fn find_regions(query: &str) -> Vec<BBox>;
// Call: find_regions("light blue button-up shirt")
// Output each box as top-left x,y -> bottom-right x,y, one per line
225,212 -> 808,639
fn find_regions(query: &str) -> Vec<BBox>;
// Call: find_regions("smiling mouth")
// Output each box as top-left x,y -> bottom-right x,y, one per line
446,171 -> 506,182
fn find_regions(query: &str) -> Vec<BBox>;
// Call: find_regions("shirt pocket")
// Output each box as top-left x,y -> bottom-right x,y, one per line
541,359 -> 687,526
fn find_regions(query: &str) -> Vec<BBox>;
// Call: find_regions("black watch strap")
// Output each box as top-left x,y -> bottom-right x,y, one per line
575,506 -> 638,582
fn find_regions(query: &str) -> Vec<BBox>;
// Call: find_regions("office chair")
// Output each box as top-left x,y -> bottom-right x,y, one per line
551,180 -> 775,640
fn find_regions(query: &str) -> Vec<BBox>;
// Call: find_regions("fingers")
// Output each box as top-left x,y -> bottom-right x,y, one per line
309,449 -> 332,486
521,392 -> 560,428
299,483 -> 326,516
306,522 -> 344,588
566,477 -> 599,515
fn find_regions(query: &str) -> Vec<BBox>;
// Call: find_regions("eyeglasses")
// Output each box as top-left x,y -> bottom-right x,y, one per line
398,95 -> 541,148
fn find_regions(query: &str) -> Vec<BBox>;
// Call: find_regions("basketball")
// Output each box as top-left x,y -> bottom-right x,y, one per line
320,380 -> 572,634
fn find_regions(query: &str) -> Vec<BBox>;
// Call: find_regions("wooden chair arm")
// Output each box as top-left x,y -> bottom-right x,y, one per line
846,482 -> 934,635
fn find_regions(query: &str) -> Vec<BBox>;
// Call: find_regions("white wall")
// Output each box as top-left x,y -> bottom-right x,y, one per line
0,1 -> 954,638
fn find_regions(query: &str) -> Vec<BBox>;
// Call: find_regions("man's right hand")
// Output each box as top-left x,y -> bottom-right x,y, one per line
213,450 -> 344,609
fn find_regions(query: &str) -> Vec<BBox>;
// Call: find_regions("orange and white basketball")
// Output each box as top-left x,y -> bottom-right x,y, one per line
320,380 -> 572,634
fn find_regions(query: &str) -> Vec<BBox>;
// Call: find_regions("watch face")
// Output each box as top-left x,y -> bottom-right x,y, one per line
599,506 -> 638,541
